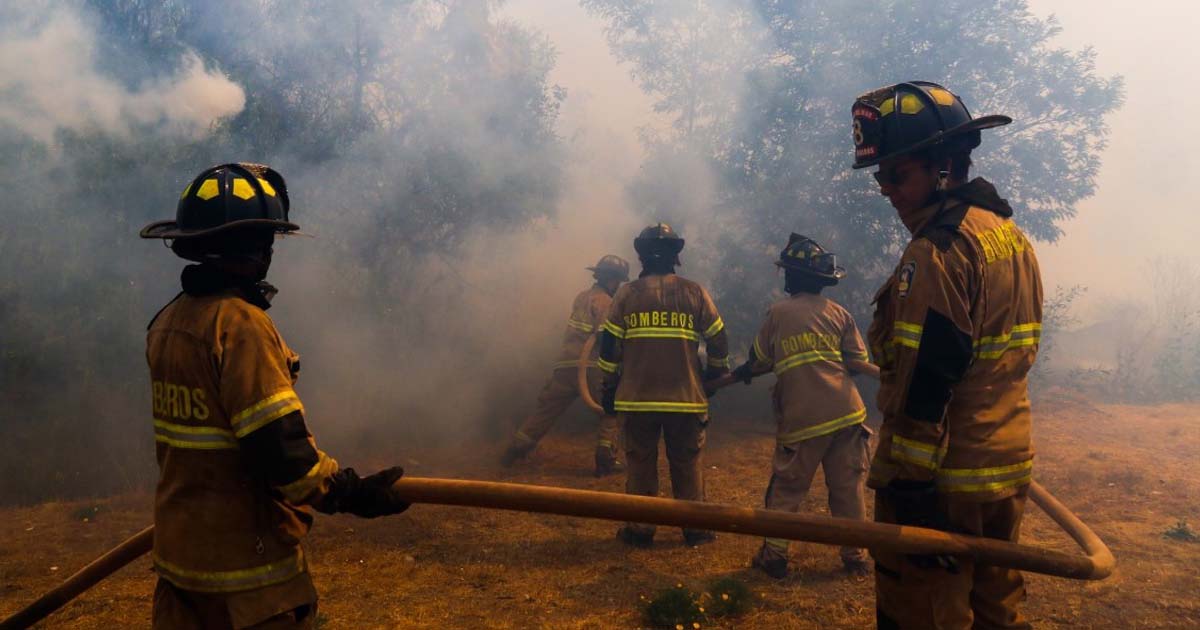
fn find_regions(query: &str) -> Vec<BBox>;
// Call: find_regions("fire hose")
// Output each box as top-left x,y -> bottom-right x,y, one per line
0,477 -> 1112,629
2,341 -> 1114,628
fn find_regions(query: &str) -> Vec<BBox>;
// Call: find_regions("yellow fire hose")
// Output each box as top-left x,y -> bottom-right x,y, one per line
2,341 -> 1113,628
0,477 -> 1112,628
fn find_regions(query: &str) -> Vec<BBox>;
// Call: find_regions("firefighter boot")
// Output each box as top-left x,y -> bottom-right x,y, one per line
683,529 -> 716,547
500,443 -> 533,468
843,558 -> 871,578
616,526 -> 654,548
751,543 -> 789,579
594,446 -> 625,477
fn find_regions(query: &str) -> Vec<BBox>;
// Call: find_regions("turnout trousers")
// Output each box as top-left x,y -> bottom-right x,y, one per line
511,367 -> 621,454
872,486 -> 1032,630
153,576 -> 318,630
622,411 -> 707,538
754,423 -> 871,566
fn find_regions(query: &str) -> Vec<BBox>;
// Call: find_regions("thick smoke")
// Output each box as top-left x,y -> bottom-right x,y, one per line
0,7 -> 244,143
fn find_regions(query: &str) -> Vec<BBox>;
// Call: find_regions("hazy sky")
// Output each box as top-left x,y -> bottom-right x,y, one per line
504,1 -> 1199,323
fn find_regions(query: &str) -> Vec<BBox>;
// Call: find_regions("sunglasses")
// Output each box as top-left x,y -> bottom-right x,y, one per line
873,164 -> 924,187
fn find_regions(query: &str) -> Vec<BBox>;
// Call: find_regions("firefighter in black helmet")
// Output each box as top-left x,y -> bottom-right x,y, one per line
141,163 -> 411,629
732,234 -> 877,579
852,83 -> 1042,629
598,223 -> 729,548
501,253 -> 631,476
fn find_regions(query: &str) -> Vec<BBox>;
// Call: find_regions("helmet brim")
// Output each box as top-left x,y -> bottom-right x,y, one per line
775,260 -> 847,281
140,218 -> 301,240
586,266 -> 630,281
852,114 -> 1012,169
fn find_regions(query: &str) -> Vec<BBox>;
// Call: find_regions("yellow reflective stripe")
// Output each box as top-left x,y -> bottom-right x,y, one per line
230,389 -> 304,438
753,336 -> 766,361
844,350 -> 870,361
703,317 -> 725,339
774,349 -> 843,376
707,355 -> 730,368
892,322 -> 922,349
596,357 -> 619,373
277,450 -> 338,504
614,400 -> 708,413
764,537 -> 790,551
890,435 -> 942,470
602,320 -> 626,338
153,419 -> 237,450
566,318 -> 594,333
513,430 -> 535,445
937,460 -> 1033,493
553,359 -> 597,370
623,327 -> 701,341
596,439 -> 614,448
974,323 -> 1042,359
154,551 -> 305,594
777,408 -> 866,445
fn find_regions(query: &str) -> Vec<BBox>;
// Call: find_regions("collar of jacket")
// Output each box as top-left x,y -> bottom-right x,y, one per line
901,177 -> 1013,236
180,264 -> 276,310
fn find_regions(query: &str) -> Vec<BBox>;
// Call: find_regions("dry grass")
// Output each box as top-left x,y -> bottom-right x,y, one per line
2,398 -> 1199,628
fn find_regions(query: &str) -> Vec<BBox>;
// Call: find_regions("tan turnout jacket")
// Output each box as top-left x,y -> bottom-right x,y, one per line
554,285 -> 612,370
868,178 -> 1043,502
750,293 -> 869,445
600,273 -> 729,413
147,290 -> 337,596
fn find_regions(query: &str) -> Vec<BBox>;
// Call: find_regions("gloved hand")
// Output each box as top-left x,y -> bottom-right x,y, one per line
601,382 -> 617,416
731,361 -> 755,385
884,479 -> 959,573
319,466 -> 410,518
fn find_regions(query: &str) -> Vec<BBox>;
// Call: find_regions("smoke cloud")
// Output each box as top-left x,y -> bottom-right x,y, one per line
0,7 -> 244,144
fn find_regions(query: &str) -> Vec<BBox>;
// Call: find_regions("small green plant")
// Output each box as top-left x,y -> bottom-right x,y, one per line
643,584 -> 704,629
1164,519 -> 1200,542
704,576 -> 751,618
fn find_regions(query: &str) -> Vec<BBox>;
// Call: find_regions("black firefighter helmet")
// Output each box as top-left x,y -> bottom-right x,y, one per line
587,254 -> 631,281
633,222 -> 685,264
776,233 -> 845,285
141,163 -> 297,241
851,81 -> 1011,169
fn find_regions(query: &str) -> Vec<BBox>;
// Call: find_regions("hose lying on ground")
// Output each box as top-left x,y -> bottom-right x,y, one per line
0,476 -> 1113,629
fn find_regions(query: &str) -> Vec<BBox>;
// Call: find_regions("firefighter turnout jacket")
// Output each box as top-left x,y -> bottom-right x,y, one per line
599,273 -> 729,413
867,178 -> 1043,502
146,273 -> 338,611
554,285 -> 613,370
749,293 -> 870,446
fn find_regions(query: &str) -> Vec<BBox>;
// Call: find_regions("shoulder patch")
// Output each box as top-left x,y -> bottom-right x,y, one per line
897,261 -> 916,298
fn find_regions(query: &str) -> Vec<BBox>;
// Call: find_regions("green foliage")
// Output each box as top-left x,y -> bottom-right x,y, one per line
1163,520 -> 1200,543
643,584 -> 704,629
585,0 -> 1123,345
704,576 -> 752,618
642,578 -> 753,628
0,0 -> 564,504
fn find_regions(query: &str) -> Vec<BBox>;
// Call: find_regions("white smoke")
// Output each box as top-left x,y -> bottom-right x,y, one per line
0,7 -> 244,144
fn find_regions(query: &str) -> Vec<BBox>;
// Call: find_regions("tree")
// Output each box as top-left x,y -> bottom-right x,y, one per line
585,0 -> 1123,346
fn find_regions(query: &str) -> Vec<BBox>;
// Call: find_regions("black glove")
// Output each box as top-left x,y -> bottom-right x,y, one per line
702,365 -> 728,398
319,466 -> 410,518
884,479 -> 959,573
731,361 -> 755,385
601,382 -> 617,416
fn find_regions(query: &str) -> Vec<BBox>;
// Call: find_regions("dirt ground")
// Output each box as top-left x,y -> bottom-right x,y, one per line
2,395 -> 1198,629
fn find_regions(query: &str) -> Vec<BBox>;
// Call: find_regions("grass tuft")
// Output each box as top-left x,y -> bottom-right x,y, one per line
1163,519 -> 1200,543
704,576 -> 752,618
644,585 -> 704,629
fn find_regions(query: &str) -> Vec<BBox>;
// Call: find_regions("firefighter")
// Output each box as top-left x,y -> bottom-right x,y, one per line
500,254 -> 631,476
731,234 -> 878,579
851,82 -> 1042,629
598,223 -> 730,548
140,163 -> 412,629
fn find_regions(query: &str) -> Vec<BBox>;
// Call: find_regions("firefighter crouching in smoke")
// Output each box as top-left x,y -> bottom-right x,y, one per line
501,254 -> 631,476
140,163 -> 412,629
852,83 -> 1043,629
598,223 -> 730,548
730,234 -> 877,580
